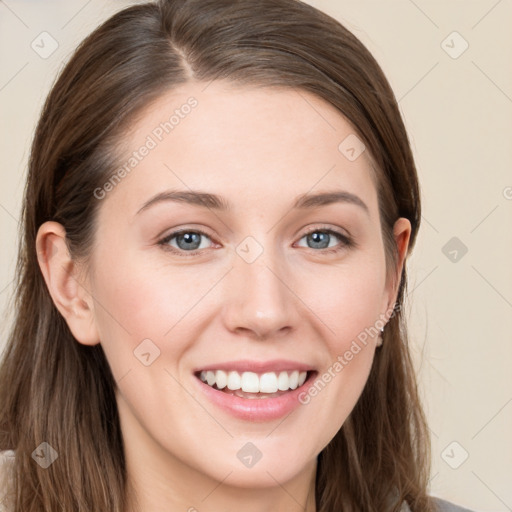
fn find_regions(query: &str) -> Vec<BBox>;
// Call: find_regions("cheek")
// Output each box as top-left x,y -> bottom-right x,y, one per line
301,254 -> 386,348
88,252 -> 210,434
293,258 -> 385,442
88,248 -> 227,376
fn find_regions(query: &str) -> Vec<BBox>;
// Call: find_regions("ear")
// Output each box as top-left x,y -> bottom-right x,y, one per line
382,217 -> 412,319
36,221 -> 100,346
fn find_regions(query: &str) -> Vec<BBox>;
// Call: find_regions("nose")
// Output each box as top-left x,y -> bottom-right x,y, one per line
221,251 -> 300,341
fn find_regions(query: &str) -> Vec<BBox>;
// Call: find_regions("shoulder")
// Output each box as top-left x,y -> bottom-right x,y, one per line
401,496 -> 476,512
430,496 -> 476,512
0,450 -> 15,512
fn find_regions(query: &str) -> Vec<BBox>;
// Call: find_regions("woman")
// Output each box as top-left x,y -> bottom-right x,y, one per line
0,0 -> 475,511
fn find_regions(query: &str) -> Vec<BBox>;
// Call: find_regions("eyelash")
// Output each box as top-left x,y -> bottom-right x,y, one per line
157,226 -> 355,258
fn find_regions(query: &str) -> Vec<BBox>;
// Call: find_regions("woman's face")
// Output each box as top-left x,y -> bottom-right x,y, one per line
82,82 -> 410,493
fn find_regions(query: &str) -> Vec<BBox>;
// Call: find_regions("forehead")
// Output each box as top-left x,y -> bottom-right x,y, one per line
102,81 -> 379,220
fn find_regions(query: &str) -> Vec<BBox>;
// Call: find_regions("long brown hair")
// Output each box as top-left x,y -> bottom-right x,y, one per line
0,0 -> 433,510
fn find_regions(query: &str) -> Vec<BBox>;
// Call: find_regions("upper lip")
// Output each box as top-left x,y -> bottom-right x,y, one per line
194,359 -> 316,374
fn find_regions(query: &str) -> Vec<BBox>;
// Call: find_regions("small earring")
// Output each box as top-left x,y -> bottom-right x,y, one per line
377,327 -> 384,347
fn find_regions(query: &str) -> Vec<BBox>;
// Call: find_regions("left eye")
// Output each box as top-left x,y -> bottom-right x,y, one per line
296,229 -> 349,251
159,230 -> 213,253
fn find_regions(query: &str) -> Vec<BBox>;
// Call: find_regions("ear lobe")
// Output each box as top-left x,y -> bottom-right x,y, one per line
36,221 -> 100,346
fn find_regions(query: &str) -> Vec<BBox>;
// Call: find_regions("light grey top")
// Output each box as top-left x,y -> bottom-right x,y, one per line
0,450 -> 14,512
431,496 -> 475,512
0,450 -> 475,511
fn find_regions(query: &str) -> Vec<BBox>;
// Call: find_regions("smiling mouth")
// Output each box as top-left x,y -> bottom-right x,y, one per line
194,369 -> 317,399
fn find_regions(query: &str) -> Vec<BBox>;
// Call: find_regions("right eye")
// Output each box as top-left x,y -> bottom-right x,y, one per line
158,229 -> 216,257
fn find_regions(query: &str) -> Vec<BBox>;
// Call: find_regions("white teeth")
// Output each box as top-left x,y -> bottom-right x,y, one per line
199,369 -> 309,393
241,372 -> 260,393
227,371 -> 241,390
277,371 -> 289,391
206,370 -> 215,386
289,370 -> 299,389
259,372 -> 278,393
215,370 -> 227,389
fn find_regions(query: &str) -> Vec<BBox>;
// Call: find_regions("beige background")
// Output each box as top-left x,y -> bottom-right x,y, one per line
1,1 -> 511,510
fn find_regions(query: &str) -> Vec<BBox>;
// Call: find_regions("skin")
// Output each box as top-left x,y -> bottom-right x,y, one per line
36,81 -> 411,512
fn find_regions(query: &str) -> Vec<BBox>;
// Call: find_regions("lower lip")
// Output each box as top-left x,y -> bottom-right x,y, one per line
194,372 -> 318,422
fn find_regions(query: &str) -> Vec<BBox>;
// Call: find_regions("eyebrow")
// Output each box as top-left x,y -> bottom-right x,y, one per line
136,189 -> 370,216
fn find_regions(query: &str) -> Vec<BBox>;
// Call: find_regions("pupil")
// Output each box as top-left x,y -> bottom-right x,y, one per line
309,232 -> 328,249
179,232 -> 200,250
